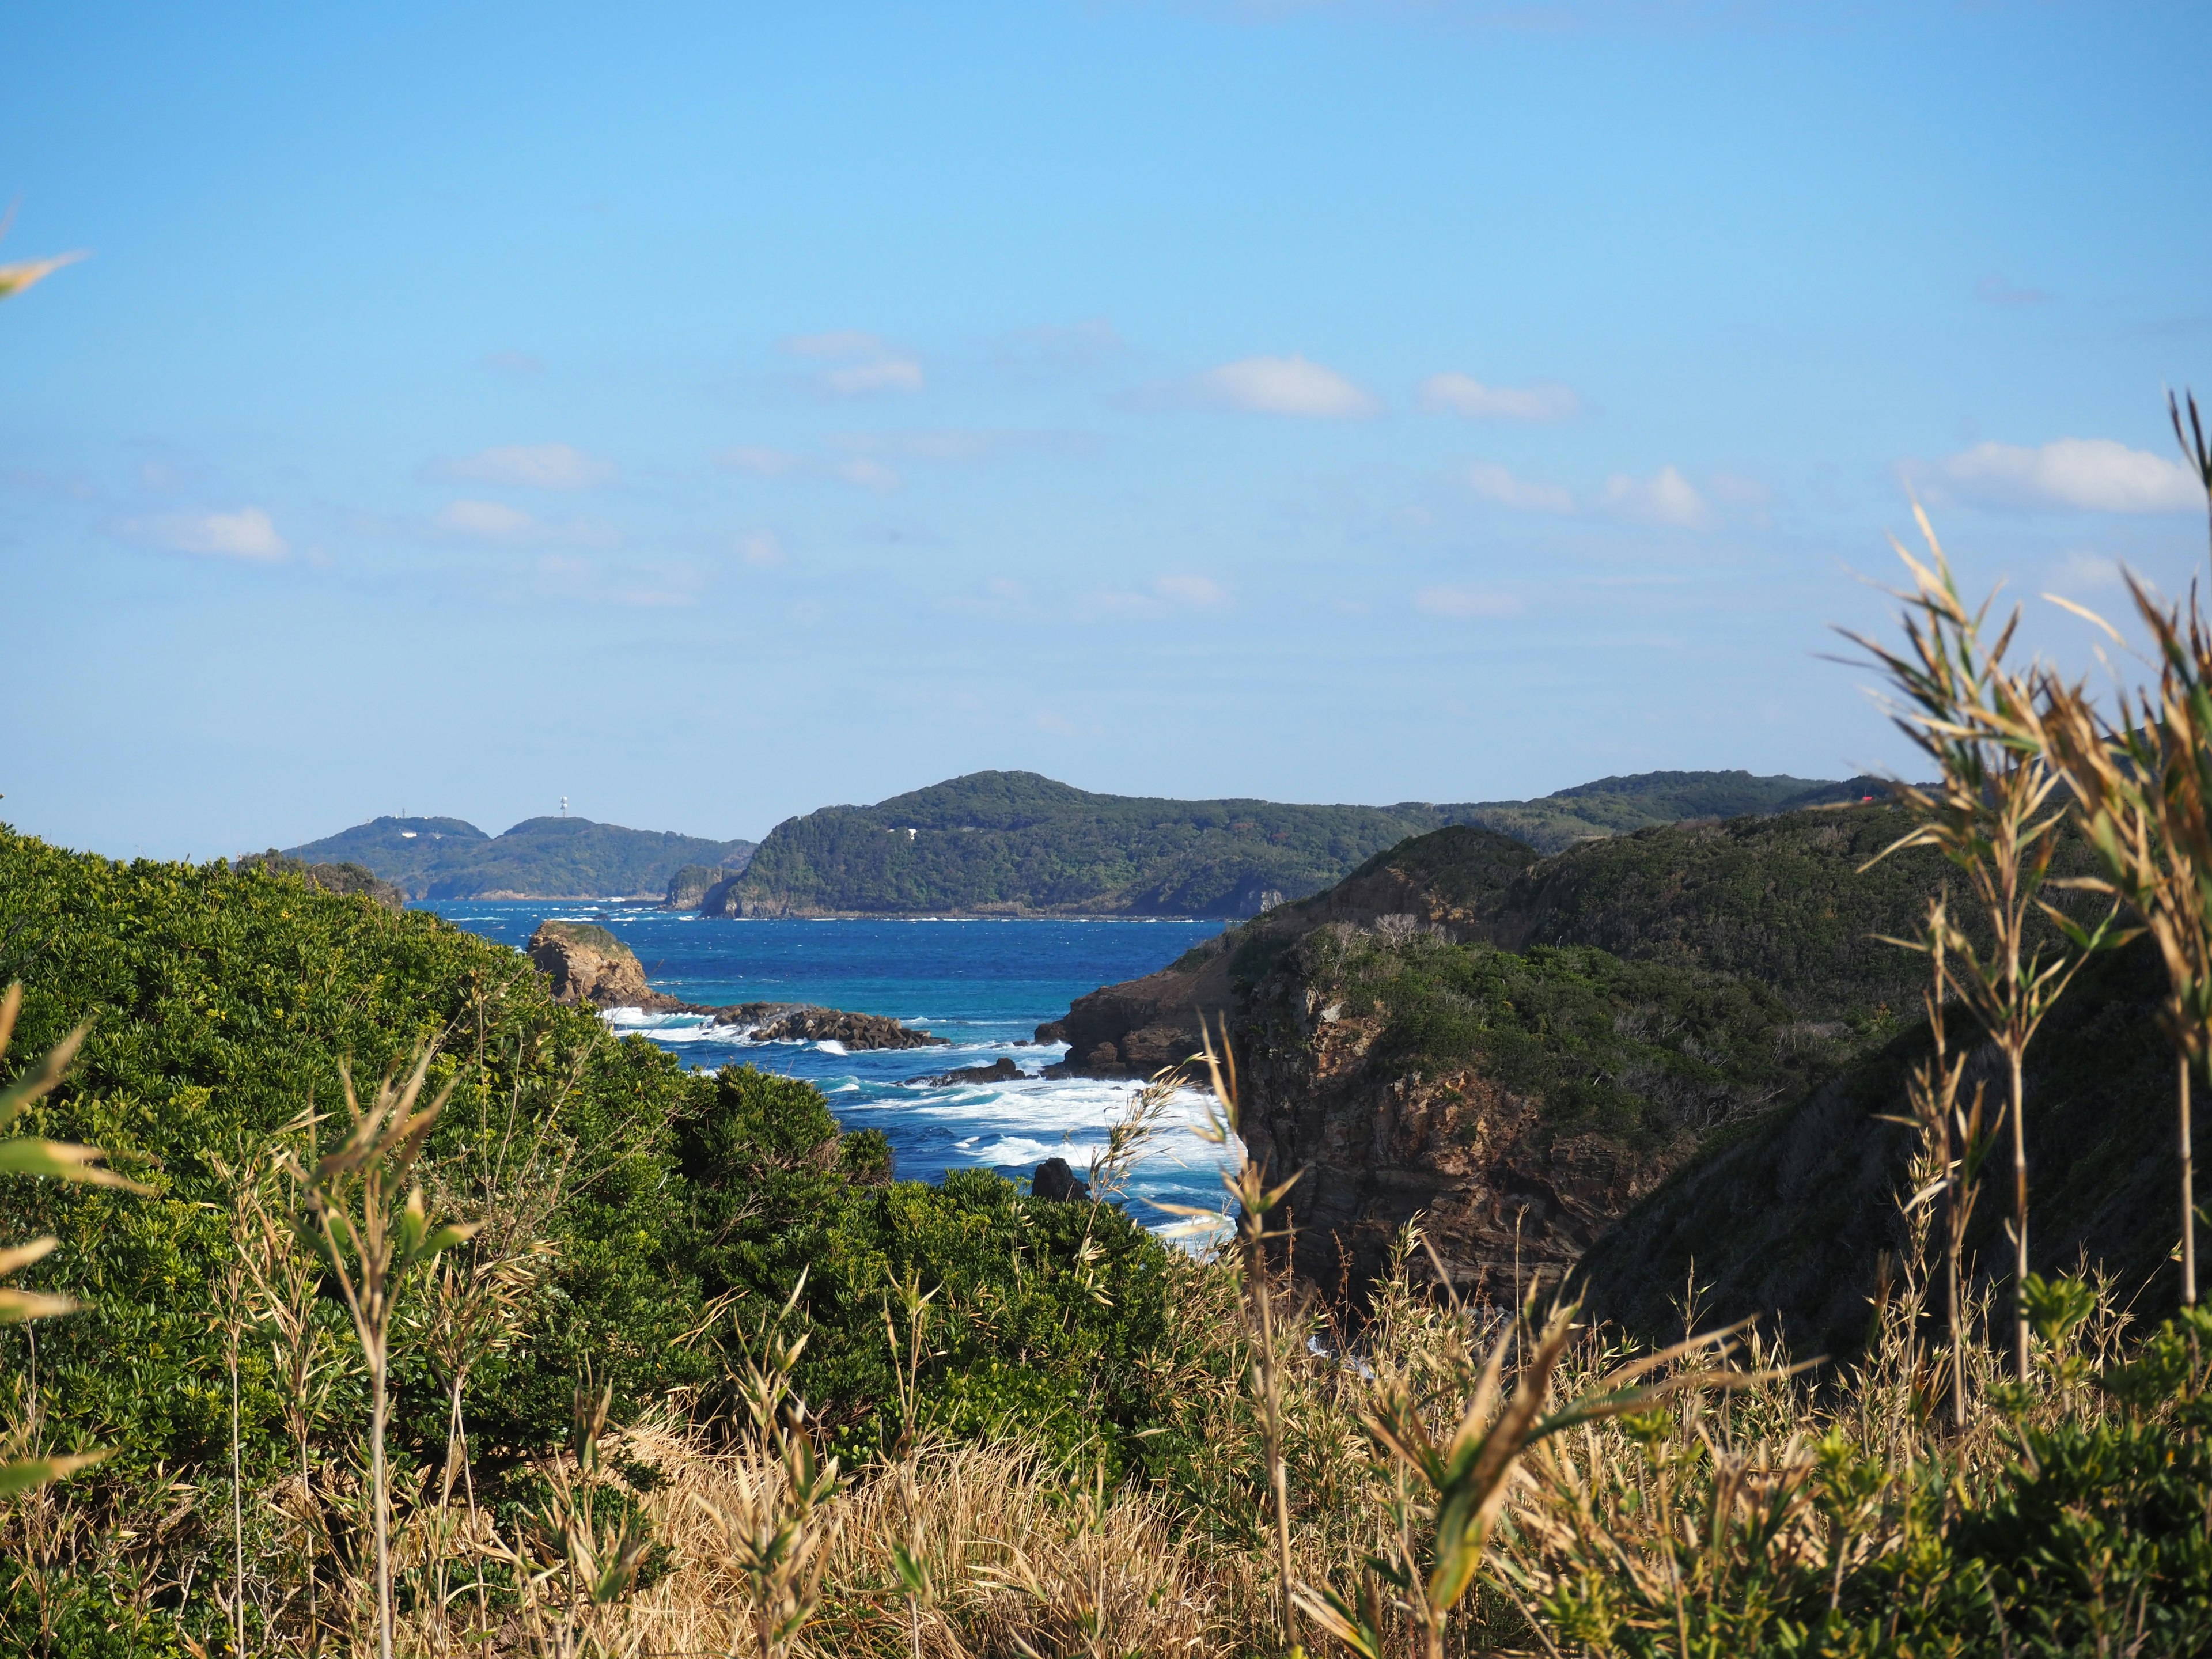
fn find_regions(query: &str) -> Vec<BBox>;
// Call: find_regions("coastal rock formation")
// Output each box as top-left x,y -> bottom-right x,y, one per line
1032,1156 -> 1090,1202
916,1057 -> 1027,1085
738,1005 -> 947,1049
664,862 -> 749,911
527,922 -> 945,1048
529,921 -> 680,1010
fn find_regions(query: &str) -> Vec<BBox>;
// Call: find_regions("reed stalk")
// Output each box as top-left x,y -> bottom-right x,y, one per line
286,1046 -> 478,1659
1847,512 -> 2110,1381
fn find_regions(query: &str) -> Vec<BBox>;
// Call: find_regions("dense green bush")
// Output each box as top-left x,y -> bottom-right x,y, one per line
0,826 -> 1197,1645
1298,926 -> 1845,1149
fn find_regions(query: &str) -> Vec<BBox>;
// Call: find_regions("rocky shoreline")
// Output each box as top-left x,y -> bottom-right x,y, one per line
526,920 -> 948,1050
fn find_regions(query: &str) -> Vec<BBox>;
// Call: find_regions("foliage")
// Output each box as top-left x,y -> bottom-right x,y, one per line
1294,926 -> 1846,1150
725,768 -> 1851,918
283,813 -> 756,900
0,826 -> 1198,1652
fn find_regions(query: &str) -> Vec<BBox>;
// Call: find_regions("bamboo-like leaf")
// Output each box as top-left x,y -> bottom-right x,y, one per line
1292,1580 -> 1384,1659
0,1449 -> 107,1497
0,1286 -> 76,1323
0,251 -> 85,301
0,1135 -> 146,1190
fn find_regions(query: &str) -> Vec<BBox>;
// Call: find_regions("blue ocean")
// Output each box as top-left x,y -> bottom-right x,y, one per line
418,902 -> 1237,1230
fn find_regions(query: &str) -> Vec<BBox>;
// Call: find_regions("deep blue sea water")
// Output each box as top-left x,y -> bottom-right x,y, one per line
416,902 -> 1237,1231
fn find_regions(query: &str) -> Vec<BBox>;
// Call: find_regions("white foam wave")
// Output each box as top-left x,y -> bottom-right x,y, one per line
816,1039 -> 849,1056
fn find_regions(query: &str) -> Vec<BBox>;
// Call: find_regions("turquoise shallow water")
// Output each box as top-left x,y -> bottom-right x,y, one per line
417,902 -> 1238,1230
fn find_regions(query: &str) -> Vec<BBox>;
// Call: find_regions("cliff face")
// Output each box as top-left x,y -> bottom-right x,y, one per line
1041,808 -> 1959,1310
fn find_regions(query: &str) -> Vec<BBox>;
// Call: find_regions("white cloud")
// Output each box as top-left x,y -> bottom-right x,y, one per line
1465,461 -> 1575,514
719,445 -> 806,477
1938,438 -> 2200,513
435,499 -> 618,546
740,531 -> 785,567
1599,465 -> 1709,528
834,457 -> 901,492
778,331 -> 925,397
437,499 -> 537,539
429,442 -> 616,491
1417,586 -> 1521,619
1193,355 -> 1380,419
482,350 -> 544,375
1419,373 -> 1580,422
824,357 -> 925,396
2054,550 -> 2124,590
781,329 -> 889,358
138,506 -> 289,562
1154,573 -> 1229,607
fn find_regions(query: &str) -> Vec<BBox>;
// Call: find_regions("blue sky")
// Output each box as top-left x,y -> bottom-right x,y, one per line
5,1 -> 2209,858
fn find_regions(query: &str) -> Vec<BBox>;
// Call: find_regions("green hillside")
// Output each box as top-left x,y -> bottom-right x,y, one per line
0,824 -> 1190,1642
284,813 -> 755,899
722,767 -> 1849,917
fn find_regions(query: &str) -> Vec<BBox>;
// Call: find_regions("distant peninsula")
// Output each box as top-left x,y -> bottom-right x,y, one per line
709,768 -> 1871,919
281,815 -> 755,901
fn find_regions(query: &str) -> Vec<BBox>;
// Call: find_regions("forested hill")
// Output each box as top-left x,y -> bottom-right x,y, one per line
283,815 -> 755,900
717,767 -> 1851,918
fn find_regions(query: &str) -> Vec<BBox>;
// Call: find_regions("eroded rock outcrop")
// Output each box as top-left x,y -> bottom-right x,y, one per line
527,921 -> 946,1048
529,922 -> 677,1009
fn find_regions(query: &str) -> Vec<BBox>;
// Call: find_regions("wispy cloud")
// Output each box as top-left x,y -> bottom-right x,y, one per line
779,330 -> 925,397
1420,372 -> 1580,422
1599,465 -> 1709,527
719,445 -> 808,478
126,505 -> 289,562
1933,438 -> 2200,513
1465,461 -> 1575,513
1417,585 -> 1521,618
1160,354 -> 1380,419
1974,275 -> 2052,308
481,350 -> 544,375
740,531 -> 785,567
427,442 -> 616,491
1078,573 -> 1235,618
1154,573 -> 1230,607
435,498 -> 619,546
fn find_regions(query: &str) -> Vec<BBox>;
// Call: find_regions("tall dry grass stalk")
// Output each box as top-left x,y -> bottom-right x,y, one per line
1848,510 -> 2111,1381
1881,893 -> 1993,1427
287,1046 -> 478,1659
1160,1014 -> 1304,1652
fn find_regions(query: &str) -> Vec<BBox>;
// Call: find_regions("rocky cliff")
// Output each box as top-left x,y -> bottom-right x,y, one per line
1041,808 -> 1969,1307
525,921 -> 945,1048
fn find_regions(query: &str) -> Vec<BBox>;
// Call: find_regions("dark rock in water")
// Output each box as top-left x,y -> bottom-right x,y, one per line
734,1005 -> 948,1049
1032,1018 -> 1069,1045
1032,1156 -> 1090,1202
916,1056 -> 1027,1086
